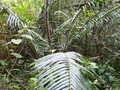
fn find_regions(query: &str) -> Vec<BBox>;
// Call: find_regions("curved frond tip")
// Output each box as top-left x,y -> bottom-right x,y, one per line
34,52 -> 94,90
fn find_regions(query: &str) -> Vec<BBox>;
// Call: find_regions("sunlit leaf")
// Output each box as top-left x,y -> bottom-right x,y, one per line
33,52 -> 96,90
10,53 -> 22,58
0,60 -> 8,65
11,39 -> 22,45
21,34 -> 33,40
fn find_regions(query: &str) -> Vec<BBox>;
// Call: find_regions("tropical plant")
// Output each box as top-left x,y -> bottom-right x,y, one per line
0,0 -> 120,89
95,64 -> 116,89
45,0 -> 120,55
0,0 -> 46,89
33,52 -> 99,90
32,1 -> 120,89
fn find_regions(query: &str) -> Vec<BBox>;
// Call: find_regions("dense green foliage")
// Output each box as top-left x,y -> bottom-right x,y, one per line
0,0 -> 120,90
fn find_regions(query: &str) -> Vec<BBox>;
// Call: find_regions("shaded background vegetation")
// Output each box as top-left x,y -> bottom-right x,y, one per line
0,0 -> 120,90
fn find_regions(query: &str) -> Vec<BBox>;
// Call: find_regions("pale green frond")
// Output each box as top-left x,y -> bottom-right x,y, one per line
86,5 -> 120,32
33,52 -> 97,90
6,13 -> 24,30
95,5 -> 120,24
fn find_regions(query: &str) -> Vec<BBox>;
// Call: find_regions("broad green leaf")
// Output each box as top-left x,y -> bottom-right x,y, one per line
10,53 -> 22,58
21,34 -> 33,40
11,39 -> 22,45
30,78 -> 37,81
90,62 -> 98,68
18,30 -> 24,34
3,41 -> 12,46
0,60 -> 8,65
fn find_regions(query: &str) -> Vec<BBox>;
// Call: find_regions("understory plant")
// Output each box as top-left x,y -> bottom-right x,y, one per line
0,0 -> 120,90
33,52 -> 99,90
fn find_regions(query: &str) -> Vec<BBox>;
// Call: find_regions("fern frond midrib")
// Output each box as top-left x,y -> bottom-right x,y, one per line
95,5 -> 120,24
65,53 -> 72,90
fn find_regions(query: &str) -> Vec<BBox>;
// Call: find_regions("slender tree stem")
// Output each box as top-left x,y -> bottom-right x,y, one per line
45,0 -> 51,47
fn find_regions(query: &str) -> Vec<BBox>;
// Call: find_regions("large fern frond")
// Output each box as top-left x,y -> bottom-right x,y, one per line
1,7 -> 25,30
0,6 -> 48,54
87,5 -> 120,31
33,52 -> 96,90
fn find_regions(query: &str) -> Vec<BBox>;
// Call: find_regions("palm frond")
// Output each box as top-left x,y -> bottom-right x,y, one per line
33,52 -> 96,90
87,5 -> 120,31
6,13 -> 24,30
95,5 -> 120,23
1,7 -> 25,30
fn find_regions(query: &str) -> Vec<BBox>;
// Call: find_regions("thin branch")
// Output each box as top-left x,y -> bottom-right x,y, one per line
45,0 -> 51,47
